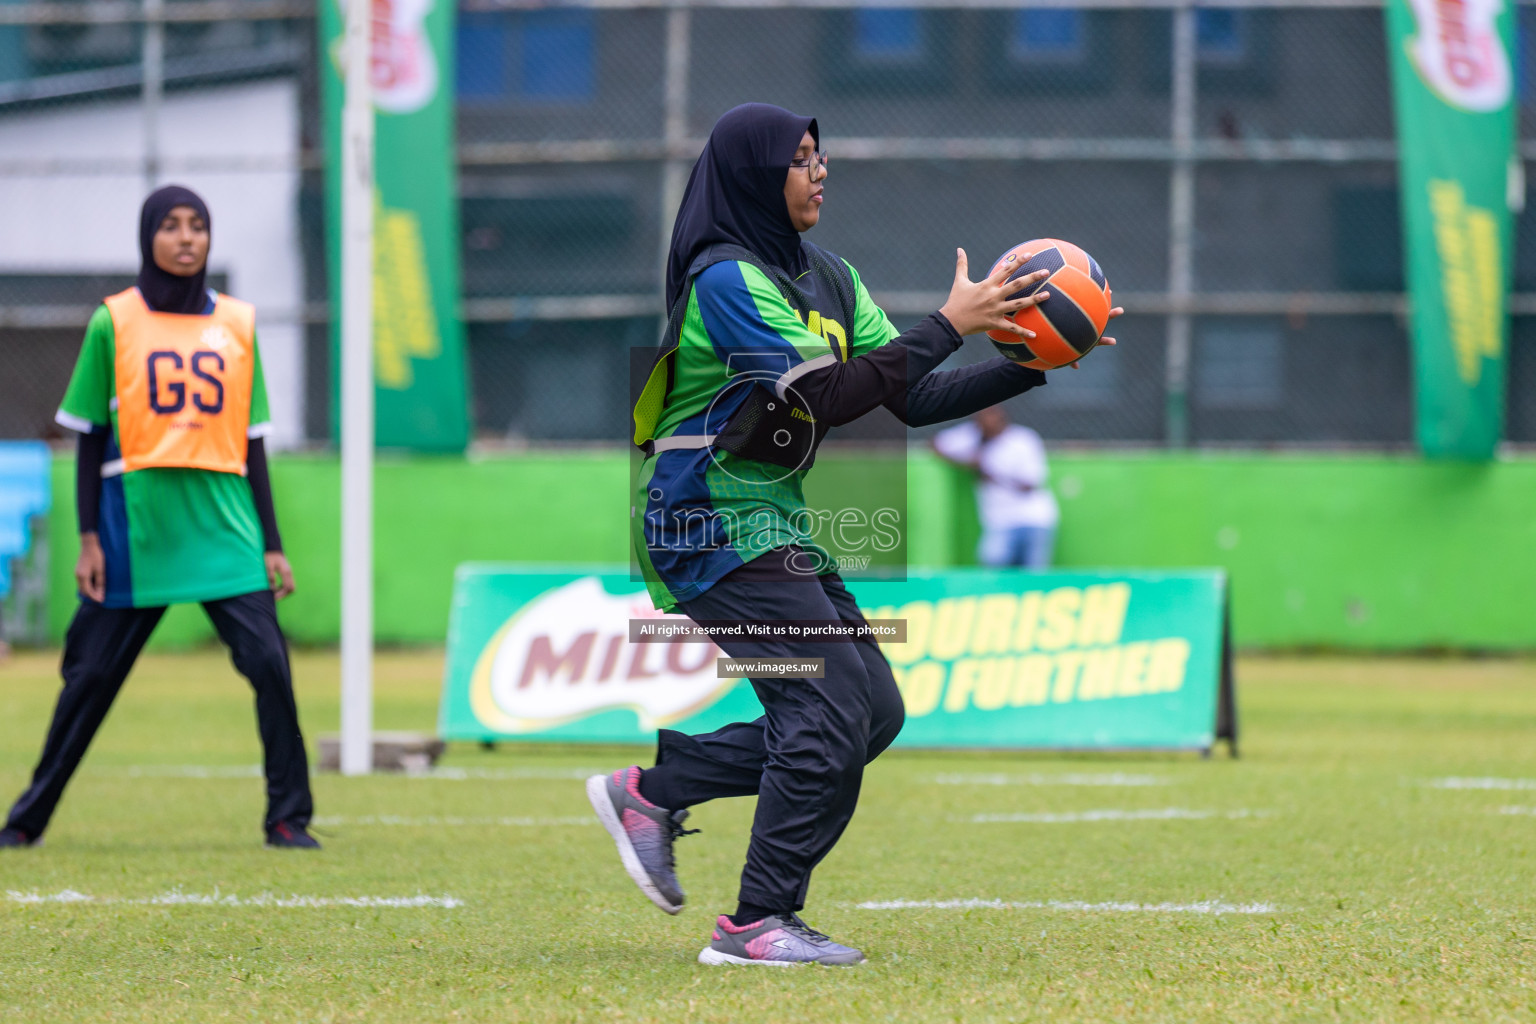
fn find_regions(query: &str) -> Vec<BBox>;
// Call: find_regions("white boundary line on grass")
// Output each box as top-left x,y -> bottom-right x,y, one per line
417,767 -> 606,780
1498,806 -> 1536,815
6,889 -> 462,908
1426,777 -> 1536,791
967,808 -> 1270,824
312,815 -> 593,827
858,898 -> 1278,915
92,765 -> 604,781
932,773 -> 1164,787
118,766 -> 263,778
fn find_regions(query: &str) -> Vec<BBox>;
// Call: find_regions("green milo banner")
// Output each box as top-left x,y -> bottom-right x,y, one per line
1385,0 -> 1518,460
439,567 -> 1236,753
320,0 -> 470,451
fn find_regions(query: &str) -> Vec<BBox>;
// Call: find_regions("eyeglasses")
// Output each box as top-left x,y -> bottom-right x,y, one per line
789,150 -> 829,180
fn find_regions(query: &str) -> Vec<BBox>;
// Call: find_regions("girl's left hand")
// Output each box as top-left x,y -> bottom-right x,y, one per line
265,552 -> 296,600
1066,306 -> 1125,370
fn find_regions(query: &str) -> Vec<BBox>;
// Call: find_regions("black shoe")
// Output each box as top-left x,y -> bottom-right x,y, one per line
0,827 -> 38,848
265,821 -> 321,849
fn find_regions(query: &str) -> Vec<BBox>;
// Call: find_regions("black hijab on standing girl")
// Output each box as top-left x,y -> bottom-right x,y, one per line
663,103 -> 818,313
136,184 -> 211,315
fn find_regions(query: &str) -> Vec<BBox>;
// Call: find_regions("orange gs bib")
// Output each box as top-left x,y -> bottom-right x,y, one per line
106,288 -> 256,476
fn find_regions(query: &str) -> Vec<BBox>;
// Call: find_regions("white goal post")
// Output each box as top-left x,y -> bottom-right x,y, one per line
339,0 -> 375,776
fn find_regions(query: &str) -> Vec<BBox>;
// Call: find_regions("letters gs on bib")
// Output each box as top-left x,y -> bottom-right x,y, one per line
146,349 -> 226,415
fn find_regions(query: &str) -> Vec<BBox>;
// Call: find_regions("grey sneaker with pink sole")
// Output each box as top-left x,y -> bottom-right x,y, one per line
699,912 -> 865,966
586,766 -> 697,914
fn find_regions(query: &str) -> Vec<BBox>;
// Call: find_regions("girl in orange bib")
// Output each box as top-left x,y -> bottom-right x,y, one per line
1,186 -> 318,850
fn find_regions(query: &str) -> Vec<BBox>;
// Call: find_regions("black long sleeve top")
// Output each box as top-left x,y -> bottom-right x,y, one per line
788,312 -> 1048,429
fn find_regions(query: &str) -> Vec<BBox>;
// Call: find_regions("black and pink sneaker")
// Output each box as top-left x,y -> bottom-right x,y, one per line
0,827 -> 38,848
586,766 -> 696,914
699,913 -> 865,966
265,821 -> 321,849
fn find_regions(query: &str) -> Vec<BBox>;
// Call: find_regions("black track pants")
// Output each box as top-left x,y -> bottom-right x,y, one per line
6,590 -> 313,838
639,553 -> 905,912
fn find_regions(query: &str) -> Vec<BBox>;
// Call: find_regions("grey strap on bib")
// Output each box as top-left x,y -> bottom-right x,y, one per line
650,434 -> 717,452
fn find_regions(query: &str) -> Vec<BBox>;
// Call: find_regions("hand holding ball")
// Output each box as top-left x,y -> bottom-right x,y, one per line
986,239 -> 1114,370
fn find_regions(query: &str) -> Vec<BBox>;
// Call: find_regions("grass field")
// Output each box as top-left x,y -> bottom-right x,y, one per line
2,649 -> 1535,1022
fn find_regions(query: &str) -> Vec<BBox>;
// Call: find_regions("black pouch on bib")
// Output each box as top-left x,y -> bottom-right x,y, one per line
711,378 -> 826,470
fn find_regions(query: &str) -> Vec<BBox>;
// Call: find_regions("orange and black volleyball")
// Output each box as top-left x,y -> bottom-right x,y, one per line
986,239 -> 1113,369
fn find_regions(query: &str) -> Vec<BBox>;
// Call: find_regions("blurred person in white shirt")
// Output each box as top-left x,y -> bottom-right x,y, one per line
931,405 -> 1059,570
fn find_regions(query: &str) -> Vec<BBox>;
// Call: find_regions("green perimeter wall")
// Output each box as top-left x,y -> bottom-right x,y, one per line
41,451 -> 1536,650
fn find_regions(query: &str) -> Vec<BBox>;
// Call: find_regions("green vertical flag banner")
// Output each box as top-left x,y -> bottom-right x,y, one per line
1386,0 -> 1518,460
320,0 -> 470,451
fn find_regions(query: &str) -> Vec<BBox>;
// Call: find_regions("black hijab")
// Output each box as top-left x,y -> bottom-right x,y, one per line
137,184 -> 211,314
664,103 -> 817,312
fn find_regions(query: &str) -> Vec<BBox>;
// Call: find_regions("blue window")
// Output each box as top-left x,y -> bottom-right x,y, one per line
1196,9 -> 1247,62
455,11 -> 594,102
853,9 -> 924,61
1521,8 -> 1535,103
1010,10 -> 1084,60
519,11 -> 594,100
1195,325 -> 1282,409
456,13 -> 508,100
0,26 -> 30,84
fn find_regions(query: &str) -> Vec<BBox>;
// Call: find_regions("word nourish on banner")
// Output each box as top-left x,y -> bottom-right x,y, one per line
861,584 -> 1190,718
1428,178 -> 1502,386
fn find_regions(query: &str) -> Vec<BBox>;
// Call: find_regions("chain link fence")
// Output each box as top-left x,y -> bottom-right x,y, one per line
1,0 -> 1534,448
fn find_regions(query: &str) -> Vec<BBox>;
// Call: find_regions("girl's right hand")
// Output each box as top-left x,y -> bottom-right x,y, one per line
938,248 -> 1050,338
76,532 -> 105,603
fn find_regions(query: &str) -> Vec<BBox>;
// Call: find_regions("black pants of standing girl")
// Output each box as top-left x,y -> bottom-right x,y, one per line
5,589 -> 313,839
638,551 -> 905,913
